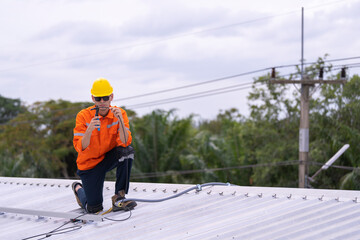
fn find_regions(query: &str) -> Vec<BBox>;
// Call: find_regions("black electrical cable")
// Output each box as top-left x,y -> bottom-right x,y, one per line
103,209 -> 132,222
116,182 -> 233,205
21,213 -> 86,240
117,111 -> 130,194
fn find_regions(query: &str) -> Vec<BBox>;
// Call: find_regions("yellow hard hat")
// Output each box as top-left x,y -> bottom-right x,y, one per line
91,78 -> 113,97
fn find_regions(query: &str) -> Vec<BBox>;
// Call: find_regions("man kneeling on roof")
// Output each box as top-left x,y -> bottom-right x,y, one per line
72,78 -> 136,213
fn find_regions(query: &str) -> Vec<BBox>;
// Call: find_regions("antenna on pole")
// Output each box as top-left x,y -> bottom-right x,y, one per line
301,7 -> 304,80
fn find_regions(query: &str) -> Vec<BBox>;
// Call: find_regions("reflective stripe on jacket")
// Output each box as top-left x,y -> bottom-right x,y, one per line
73,105 -> 132,170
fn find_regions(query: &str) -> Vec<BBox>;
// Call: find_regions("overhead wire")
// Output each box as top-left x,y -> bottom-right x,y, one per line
113,57 -> 360,103
113,68 -> 271,102
131,160 -> 300,180
130,160 -> 357,180
124,72 -> 296,109
126,83 -> 256,109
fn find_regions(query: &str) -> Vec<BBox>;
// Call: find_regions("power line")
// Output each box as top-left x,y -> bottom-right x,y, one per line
128,85 -> 254,109
113,57 -> 360,103
125,72 -> 295,109
130,160 -> 357,180
113,68 -> 271,102
131,160 -> 300,179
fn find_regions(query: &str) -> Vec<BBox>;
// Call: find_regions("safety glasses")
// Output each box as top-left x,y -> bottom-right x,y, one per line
94,95 -> 110,102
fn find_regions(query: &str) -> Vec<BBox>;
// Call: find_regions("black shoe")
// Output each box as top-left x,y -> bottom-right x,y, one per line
112,190 -> 137,212
72,182 -> 83,208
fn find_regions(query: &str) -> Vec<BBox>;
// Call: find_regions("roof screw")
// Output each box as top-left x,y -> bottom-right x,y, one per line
143,189 -> 147,192
163,189 -> 167,193
232,191 -> 236,196
173,189 -> 178,193
319,195 -> 324,201
245,193 -> 249,197
36,183 -> 40,186
106,187 -> 110,190
258,193 -> 263,198
23,183 -> 27,186
153,188 -> 157,192
65,184 -> 69,188
43,184 -> 47,187
133,187 -> 138,192
58,185 -> 61,188
51,184 -> 54,187
287,194 -> 292,199
17,182 -> 20,185
207,190 -> 212,195
353,197 -> 358,203
335,197 -> 340,202
10,182 -> 13,184
30,183 -> 33,186
272,194 -> 277,199
303,195 -> 307,200
219,192 -> 224,196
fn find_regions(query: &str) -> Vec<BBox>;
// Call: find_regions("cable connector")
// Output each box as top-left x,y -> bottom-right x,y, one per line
196,184 -> 202,192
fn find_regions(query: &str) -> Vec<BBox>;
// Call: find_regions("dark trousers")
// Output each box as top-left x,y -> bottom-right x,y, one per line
76,146 -> 134,211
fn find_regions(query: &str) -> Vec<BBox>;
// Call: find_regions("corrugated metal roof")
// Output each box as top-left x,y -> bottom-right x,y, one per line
1,176 -> 360,240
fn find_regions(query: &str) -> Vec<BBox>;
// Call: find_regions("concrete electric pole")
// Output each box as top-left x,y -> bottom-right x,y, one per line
270,8 -> 347,188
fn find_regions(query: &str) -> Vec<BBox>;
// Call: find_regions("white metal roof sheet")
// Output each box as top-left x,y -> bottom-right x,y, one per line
0,176 -> 360,240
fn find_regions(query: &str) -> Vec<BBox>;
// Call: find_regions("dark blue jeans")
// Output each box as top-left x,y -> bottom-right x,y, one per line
76,146 -> 134,212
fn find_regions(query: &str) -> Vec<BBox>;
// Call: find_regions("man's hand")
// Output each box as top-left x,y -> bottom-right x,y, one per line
110,107 -> 124,124
88,116 -> 101,132
110,107 -> 129,143
81,116 -> 101,150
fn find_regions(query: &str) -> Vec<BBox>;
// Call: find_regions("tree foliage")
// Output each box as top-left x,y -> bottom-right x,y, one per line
0,100 -> 91,178
0,59 -> 359,189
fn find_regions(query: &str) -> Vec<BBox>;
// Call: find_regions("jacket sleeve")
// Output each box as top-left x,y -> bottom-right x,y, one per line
73,111 -> 88,153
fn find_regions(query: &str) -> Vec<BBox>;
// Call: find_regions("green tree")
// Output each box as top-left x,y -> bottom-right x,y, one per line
130,109 -> 195,183
0,100 -> 91,178
0,95 -> 24,124
243,69 -> 300,187
310,74 -> 360,188
196,109 -> 249,185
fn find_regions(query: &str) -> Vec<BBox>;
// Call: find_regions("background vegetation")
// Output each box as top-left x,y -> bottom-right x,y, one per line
1,60 -> 359,189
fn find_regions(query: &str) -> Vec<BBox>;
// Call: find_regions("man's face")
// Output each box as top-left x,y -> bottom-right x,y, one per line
92,94 -> 113,115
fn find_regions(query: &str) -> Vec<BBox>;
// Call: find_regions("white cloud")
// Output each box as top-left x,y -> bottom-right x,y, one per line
0,0 -> 359,119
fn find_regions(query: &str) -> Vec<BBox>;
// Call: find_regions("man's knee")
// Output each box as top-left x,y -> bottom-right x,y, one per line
86,203 -> 103,213
116,146 -> 134,162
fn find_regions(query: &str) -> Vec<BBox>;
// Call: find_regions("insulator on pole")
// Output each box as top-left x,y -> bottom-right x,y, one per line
319,67 -> 324,80
341,67 -> 346,79
271,68 -> 276,79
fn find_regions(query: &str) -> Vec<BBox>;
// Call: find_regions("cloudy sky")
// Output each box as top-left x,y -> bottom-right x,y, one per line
1,0 -> 359,120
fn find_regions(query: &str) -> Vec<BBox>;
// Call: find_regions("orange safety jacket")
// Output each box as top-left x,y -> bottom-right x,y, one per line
73,105 -> 132,170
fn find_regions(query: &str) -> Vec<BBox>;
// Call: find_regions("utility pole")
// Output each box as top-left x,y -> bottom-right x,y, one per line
269,8 -> 347,188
